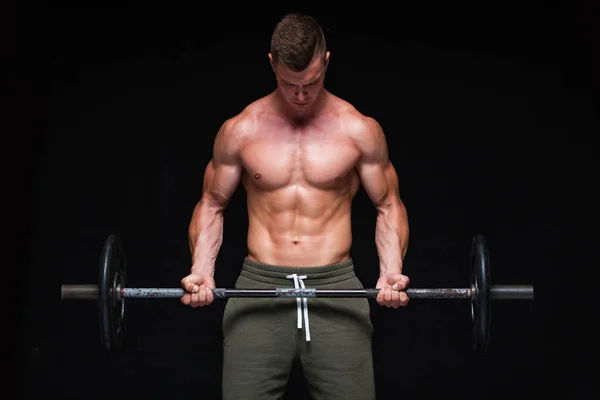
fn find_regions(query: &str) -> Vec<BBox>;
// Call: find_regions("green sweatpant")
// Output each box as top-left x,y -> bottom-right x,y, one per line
222,257 -> 375,400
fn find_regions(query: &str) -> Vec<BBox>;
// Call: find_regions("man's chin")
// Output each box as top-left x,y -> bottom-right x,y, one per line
291,103 -> 310,111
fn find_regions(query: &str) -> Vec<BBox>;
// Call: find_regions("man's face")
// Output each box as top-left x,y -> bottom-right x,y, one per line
270,52 -> 330,114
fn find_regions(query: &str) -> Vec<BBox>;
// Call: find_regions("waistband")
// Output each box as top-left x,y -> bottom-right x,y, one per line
241,257 -> 356,286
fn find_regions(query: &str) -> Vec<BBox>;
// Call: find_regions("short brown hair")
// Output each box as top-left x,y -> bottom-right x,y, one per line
270,13 -> 327,72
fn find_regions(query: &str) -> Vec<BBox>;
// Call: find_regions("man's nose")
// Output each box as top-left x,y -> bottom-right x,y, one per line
295,87 -> 307,101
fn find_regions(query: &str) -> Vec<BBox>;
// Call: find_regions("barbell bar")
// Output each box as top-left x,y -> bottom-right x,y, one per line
61,233 -> 534,353
61,285 -> 532,300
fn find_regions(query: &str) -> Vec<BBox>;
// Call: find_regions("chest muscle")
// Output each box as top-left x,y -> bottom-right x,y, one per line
241,135 -> 359,190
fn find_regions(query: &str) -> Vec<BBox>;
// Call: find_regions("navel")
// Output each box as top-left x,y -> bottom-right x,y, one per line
254,173 -> 262,179
335,176 -> 342,182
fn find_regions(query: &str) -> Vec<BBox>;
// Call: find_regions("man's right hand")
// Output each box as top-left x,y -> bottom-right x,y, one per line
180,273 -> 216,307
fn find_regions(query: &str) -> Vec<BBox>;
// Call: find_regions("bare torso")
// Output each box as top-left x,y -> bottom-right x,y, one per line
237,92 -> 363,267
186,83 -> 407,306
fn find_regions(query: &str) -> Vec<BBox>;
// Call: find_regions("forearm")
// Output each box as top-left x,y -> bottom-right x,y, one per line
375,198 -> 409,275
188,195 -> 225,276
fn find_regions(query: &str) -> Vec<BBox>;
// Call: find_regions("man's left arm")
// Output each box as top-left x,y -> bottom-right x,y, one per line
354,116 -> 410,308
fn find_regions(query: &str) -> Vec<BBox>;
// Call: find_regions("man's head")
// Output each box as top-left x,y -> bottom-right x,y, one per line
269,13 -> 330,115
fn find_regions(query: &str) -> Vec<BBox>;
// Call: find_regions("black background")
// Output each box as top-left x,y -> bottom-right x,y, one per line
8,1 -> 598,399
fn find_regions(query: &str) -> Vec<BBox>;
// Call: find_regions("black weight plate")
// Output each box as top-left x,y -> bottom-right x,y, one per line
114,263 -> 126,349
98,234 -> 127,351
470,234 -> 491,353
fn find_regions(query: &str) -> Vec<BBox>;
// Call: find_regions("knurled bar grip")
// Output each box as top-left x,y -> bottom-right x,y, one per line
60,285 -> 534,300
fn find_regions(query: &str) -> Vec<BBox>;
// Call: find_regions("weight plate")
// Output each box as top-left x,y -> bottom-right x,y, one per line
98,234 -> 127,351
470,234 -> 491,353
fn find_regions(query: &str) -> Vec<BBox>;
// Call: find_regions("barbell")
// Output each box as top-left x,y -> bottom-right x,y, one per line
61,233 -> 534,353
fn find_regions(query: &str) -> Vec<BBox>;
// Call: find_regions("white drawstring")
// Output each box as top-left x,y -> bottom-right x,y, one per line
286,273 -> 311,342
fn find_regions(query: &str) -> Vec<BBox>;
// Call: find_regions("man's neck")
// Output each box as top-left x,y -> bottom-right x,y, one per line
272,89 -> 329,124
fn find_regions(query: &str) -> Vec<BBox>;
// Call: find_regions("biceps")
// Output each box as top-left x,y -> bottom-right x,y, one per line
358,161 -> 399,207
202,159 -> 242,207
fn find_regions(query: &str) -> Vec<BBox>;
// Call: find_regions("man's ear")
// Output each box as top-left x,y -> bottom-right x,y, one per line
268,53 -> 275,71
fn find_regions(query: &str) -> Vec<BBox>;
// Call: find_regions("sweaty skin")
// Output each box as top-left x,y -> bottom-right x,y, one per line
182,54 -> 410,308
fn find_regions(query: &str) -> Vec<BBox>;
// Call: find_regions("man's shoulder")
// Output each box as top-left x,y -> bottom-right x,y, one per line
329,93 -> 381,136
220,97 -> 268,140
327,95 -> 385,155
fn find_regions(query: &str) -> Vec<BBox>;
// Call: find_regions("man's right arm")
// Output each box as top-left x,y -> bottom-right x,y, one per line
184,118 -> 244,293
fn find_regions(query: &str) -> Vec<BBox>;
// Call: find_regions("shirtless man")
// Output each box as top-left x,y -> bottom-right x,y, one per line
181,13 -> 410,400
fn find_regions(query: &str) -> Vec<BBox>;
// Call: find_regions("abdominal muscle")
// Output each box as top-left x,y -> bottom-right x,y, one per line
245,183 -> 356,267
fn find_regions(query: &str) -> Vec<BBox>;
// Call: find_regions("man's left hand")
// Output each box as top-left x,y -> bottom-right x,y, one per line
375,272 -> 410,308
